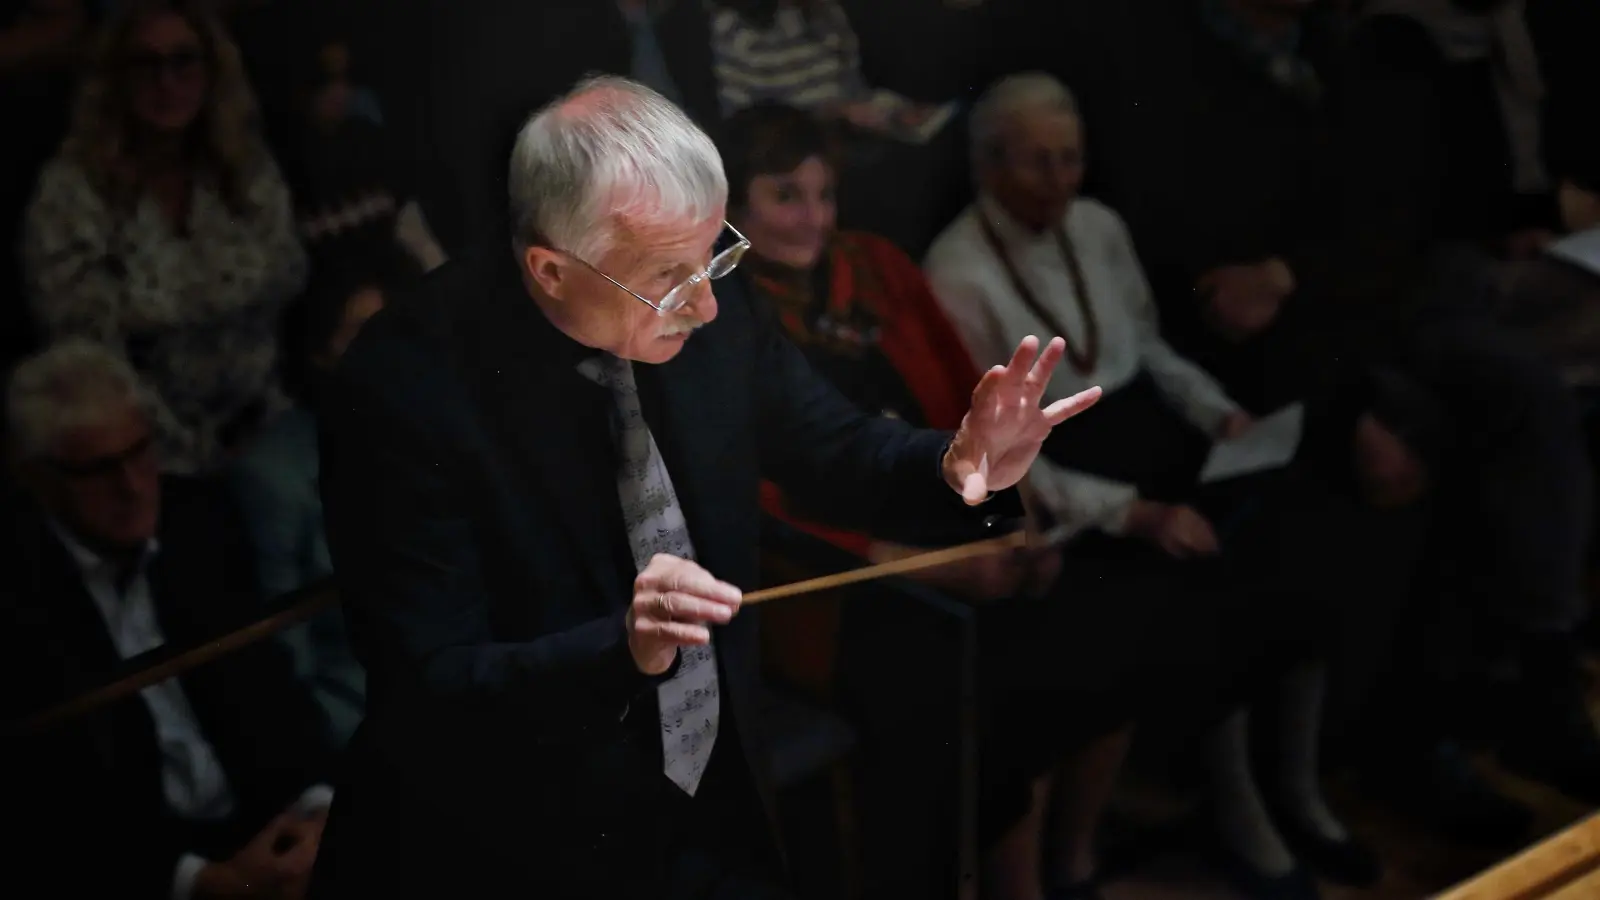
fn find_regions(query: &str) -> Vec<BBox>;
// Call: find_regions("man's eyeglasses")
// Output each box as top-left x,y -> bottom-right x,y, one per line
556,221 -> 752,315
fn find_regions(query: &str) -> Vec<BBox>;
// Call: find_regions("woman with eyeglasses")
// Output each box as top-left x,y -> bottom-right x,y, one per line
23,0 -> 307,475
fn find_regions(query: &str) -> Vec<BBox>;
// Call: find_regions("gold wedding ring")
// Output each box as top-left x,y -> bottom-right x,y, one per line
657,592 -> 674,620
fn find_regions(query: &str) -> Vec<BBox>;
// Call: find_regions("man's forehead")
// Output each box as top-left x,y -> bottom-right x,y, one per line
610,213 -> 725,262
1010,109 -> 1079,139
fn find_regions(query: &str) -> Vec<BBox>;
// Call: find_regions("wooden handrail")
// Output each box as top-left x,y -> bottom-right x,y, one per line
1542,866 -> 1600,900
1435,813 -> 1600,900
6,582 -> 340,740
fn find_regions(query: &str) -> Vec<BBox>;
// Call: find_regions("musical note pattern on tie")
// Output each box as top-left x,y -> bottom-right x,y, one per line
578,355 -> 720,797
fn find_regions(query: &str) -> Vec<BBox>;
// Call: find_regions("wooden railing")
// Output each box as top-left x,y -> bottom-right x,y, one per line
3,578 -> 339,739
1436,814 -> 1600,900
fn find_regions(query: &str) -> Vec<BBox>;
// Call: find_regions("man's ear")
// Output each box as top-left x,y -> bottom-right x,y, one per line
522,245 -> 569,300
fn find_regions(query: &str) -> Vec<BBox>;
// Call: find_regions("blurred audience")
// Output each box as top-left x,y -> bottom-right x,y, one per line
926,72 -> 1380,900
1076,0 -> 1597,845
279,28 -> 442,389
2,339 -> 332,900
228,284 -> 384,750
1354,0 -> 1557,259
1477,157 -> 1600,391
723,103 -> 1142,900
292,36 -> 443,280
708,0 -> 940,137
0,0 -> 88,371
707,0 -> 964,255
388,0 -> 722,256
22,0 -> 306,475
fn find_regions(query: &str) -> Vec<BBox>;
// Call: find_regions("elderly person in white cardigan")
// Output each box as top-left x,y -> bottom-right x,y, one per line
926,72 -> 1382,900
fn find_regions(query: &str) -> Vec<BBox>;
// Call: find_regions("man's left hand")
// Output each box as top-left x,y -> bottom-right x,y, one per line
942,335 -> 1102,505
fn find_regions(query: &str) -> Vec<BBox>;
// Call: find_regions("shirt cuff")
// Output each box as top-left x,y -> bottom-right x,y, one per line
936,435 -> 994,504
294,784 -> 335,815
172,852 -> 209,900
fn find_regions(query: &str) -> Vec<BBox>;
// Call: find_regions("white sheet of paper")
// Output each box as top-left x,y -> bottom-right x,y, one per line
1199,402 -> 1305,485
866,90 -> 959,144
1546,227 -> 1600,279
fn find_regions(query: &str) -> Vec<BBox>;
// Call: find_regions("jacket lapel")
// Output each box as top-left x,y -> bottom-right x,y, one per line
13,511 -> 159,775
466,259 -> 636,618
26,521 -> 127,693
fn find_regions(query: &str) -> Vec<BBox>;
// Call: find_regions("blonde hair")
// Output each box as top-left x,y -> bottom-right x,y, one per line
60,0 -> 264,214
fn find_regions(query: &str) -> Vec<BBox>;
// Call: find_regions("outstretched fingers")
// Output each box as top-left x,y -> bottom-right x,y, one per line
1042,386 -> 1103,426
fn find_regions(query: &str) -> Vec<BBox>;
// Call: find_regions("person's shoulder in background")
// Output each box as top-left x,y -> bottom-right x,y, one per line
922,202 -> 984,270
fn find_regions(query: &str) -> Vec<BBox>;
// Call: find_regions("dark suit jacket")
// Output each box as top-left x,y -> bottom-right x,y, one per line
0,480 -> 332,900
309,245 -> 1012,897
380,0 -> 723,254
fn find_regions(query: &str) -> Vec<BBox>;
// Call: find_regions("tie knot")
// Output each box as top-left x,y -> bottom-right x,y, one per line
577,354 -> 635,394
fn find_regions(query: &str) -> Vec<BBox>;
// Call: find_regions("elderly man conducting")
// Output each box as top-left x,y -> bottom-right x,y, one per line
308,75 -> 1099,899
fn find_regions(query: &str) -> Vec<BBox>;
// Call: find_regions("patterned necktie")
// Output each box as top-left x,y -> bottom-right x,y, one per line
578,354 -> 720,797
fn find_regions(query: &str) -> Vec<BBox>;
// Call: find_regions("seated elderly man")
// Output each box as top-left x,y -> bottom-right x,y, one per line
926,73 -> 1387,900
1,340 -> 335,900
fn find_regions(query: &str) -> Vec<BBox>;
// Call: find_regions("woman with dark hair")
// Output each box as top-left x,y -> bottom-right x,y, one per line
724,101 -> 1155,900
23,0 -> 306,474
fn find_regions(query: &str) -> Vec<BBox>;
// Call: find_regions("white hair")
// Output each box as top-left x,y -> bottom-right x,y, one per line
508,74 -> 728,263
969,72 -> 1081,168
6,339 -> 149,462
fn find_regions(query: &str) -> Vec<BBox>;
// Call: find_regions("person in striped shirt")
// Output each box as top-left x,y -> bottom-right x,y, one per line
708,0 -> 944,139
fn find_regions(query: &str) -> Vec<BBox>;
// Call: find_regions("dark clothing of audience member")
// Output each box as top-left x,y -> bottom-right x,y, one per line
0,0 -> 87,371
379,0 -> 722,255
292,118 -> 431,290
3,478 -> 333,900
1527,0 -> 1600,194
1348,2 -> 1559,251
1080,0 -> 1597,836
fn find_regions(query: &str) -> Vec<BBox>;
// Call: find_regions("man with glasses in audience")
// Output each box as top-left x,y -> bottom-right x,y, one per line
2,339 -> 334,900
309,75 -> 1101,899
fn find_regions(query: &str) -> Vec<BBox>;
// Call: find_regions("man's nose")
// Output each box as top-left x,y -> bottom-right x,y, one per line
682,278 -> 719,323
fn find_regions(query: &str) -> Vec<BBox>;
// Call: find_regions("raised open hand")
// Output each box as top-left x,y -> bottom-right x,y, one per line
942,335 -> 1102,505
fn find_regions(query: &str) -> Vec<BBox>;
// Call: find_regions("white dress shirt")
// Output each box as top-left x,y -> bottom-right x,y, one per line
925,195 -> 1243,536
49,522 -> 332,900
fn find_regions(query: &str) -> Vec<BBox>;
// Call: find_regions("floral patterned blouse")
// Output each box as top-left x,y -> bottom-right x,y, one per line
23,152 -> 308,474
